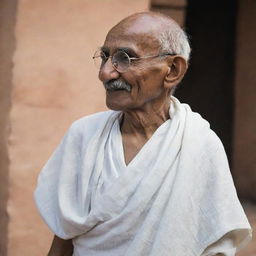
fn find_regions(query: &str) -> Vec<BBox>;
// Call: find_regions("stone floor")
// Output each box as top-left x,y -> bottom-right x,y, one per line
237,201 -> 256,256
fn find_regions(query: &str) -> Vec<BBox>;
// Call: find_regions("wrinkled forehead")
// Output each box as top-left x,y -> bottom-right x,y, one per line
103,33 -> 161,56
103,16 -> 163,55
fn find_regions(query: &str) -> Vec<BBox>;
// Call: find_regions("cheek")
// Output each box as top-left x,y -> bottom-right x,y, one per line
137,63 -> 166,80
139,67 -> 166,89
124,64 -> 167,94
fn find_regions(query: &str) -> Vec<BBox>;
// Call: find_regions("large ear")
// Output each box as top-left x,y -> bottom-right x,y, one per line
164,55 -> 188,89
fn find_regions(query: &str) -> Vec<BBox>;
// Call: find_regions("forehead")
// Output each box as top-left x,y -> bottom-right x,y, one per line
103,16 -> 163,55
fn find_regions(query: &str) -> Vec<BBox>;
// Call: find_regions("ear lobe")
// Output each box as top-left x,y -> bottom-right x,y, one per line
164,56 -> 188,89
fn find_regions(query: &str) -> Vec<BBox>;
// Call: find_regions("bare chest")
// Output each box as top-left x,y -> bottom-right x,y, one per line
121,134 -> 149,165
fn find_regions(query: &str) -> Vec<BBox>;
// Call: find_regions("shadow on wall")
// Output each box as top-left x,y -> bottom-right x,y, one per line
0,0 -> 17,255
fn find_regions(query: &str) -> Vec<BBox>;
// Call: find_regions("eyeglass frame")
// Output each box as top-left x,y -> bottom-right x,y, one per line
92,49 -> 176,73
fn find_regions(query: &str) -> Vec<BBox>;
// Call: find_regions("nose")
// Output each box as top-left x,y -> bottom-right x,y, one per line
98,58 -> 120,82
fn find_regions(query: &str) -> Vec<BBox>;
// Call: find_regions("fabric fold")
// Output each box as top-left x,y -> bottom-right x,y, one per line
34,97 -> 252,256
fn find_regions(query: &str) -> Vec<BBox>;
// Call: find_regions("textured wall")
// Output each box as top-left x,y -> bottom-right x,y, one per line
7,1 -> 148,255
151,0 -> 186,25
0,0 -> 17,255
233,0 -> 256,201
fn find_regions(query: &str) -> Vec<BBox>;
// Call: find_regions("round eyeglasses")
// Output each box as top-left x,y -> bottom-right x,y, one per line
93,49 -> 175,73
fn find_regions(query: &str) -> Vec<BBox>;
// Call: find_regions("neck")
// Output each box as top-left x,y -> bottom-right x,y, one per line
121,100 -> 171,139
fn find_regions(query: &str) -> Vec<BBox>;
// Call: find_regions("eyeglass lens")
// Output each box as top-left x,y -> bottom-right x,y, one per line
93,50 -> 106,69
93,50 -> 131,72
112,51 -> 130,72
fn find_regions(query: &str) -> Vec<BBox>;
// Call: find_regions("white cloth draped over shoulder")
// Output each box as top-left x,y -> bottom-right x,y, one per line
34,97 -> 252,256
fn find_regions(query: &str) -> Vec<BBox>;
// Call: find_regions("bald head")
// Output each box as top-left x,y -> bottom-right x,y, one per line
107,11 -> 191,61
110,12 -> 180,34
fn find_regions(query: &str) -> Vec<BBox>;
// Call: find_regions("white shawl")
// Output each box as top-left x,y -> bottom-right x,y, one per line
34,97 -> 251,256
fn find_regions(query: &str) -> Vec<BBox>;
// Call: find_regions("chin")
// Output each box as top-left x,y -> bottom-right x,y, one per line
106,98 -> 136,111
106,101 -> 125,111
105,92 -> 133,111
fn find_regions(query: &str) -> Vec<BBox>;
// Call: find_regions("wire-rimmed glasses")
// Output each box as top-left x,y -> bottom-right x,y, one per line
93,49 -> 175,73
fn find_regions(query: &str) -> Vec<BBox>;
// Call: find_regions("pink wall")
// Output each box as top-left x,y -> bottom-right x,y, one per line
8,1 -> 149,255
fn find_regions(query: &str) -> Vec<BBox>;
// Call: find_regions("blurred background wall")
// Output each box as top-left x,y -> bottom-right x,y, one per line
0,1 -> 17,255
0,0 -> 255,255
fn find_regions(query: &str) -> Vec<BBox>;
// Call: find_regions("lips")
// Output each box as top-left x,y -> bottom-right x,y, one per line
104,79 -> 132,92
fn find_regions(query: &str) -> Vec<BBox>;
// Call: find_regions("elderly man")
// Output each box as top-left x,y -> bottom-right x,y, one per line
35,11 -> 252,256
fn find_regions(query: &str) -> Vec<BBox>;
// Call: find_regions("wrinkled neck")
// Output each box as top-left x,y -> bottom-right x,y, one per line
121,100 -> 170,139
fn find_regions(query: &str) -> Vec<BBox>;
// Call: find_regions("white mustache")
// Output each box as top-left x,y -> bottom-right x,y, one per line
104,80 -> 132,92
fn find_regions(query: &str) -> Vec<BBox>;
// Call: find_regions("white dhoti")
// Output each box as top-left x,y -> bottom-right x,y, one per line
34,97 -> 252,256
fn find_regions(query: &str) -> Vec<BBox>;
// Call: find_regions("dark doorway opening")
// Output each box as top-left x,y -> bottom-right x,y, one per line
175,0 -> 238,165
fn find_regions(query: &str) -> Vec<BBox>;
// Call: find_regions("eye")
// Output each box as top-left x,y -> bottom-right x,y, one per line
100,51 -> 108,63
123,52 -> 139,63
114,51 -> 130,66
123,51 -> 137,61
118,51 -> 130,62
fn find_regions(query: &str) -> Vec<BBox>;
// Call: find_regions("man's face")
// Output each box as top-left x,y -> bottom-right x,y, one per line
98,17 -> 170,111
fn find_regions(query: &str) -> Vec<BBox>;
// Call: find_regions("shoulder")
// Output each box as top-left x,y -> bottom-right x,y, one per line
181,102 -> 222,146
68,110 -> 117,135
72,110 -> 115,126
178,102 -> 227,163
178,101 -> 219,146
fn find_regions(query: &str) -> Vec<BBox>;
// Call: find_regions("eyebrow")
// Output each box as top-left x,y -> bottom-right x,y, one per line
100,46 -> 108,53
100,46 -> 138,57
117,47 -> 137,56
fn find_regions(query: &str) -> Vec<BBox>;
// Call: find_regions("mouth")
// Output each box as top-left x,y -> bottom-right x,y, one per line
106,88 -> 128,92
104,80 -> 132,92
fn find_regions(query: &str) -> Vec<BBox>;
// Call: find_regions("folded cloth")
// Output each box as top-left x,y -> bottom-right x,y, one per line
34,96 -> 252,256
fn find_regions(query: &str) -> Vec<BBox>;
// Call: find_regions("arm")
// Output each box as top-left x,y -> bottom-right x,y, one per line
47,235 -> 73,256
